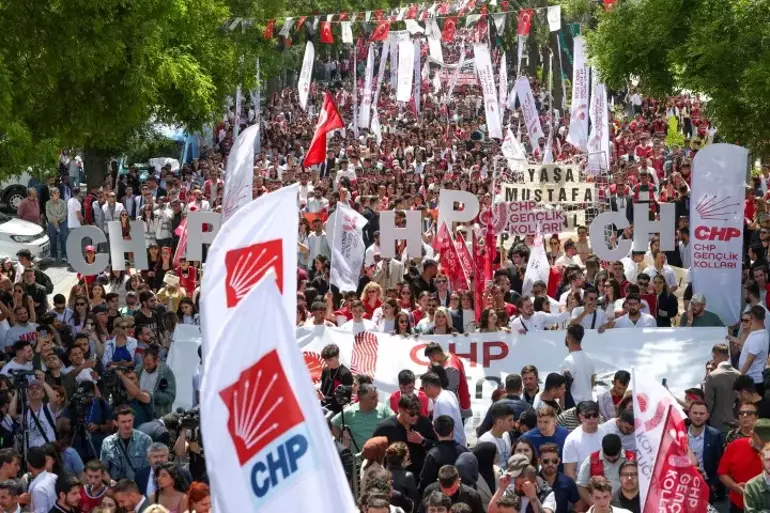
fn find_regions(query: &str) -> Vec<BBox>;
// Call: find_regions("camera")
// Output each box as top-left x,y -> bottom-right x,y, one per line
8,369 -> 35,390
101,368 -> 128,406
69,383 -> 95,419
179,406 -> 200,430
334,384 -> 353,407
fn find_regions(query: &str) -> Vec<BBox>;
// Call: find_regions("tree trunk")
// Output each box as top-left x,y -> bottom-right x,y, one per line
82,148 -> 112,191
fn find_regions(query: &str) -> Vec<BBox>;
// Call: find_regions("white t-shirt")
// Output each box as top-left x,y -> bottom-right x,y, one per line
642,265 -> 678,289
570,307 -> 607,330
613,312 -> 657,328
562,425 -> 607,467
433,389 -> 466,447
601,418 -> 636,452
340,319 -> 376,335
478,431 -> 512,468
1,359 -> 33,376
739,329 -> 769,383
743,303 -> 770,332
67,197 -> 82,227
560,351 -> 596,403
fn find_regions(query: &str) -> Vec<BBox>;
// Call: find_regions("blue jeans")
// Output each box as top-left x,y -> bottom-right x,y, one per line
47,221 -> 68,260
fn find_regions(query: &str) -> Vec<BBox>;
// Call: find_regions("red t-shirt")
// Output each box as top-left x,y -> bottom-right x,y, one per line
80,485 -> 108,513
718,438 -> 762,509
745,199 -> 757,221
389,390 -> 430,417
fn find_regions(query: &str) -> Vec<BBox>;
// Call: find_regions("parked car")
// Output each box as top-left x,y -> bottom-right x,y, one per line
0,212 -> 50,261
0,171 -> 33,212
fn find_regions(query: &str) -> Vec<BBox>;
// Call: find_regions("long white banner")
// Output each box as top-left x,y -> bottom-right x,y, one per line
567,36 -> 589,150
298,42 -> 315,111
396,39 -> 415,103
587,73 -> 610,174
515,77 -> 545,144
474,44 -> 502,140
359,44 -> 375,129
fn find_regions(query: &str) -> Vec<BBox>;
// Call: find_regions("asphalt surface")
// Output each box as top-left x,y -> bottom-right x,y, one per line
41,261 -> 80,302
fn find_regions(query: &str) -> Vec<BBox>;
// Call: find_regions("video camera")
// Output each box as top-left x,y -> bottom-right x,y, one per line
69,382 -> 96,422
102,368 -> 128,406
179,406 -> 200,430
8,369 -> 36,390
334,384 -> 353,408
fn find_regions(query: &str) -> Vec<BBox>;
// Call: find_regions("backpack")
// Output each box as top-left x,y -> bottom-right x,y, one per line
589,450 -> 635,477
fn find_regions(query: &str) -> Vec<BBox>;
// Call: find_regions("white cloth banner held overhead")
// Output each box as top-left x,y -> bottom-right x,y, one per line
327,204 -> 368,292
341,21 -> 353,44
445,47 -> 466,102
522,230 -> 550,295
202,277 -> 357,513
690,144 -> 748,326
498,53 -> 508,117
396,39 -> 415,103
547,5 -> 561,31
567,36 -> 589,150
233,86 -> 242,140
298,42 -> 315,111
200,184 -> 299,360
514,77 -> 545,144
502,128 -> 527,171
474,44 -> 502,139
372,41 -> 390,119
413,40 -> 421,115
587,73 -> 610,174
359,44 -> 376,129
222,123 -> 260,222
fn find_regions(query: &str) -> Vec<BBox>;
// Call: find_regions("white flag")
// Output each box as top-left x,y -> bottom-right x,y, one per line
298,42 -> 315,111
498,52 -> 508,117
542,131 -> 554,164
473,44 -> 502,139
522,231 -> 550,295
233,86 -> 242,139
397,40 -> 415,102
200,184 -> 299,360
502,128 -> 527,171
426,18 -> 442,40
327,204 -> 368,292
405,19 -> 424,34
567,36 -> 590,150
341,21 -> 353,44
359,44 -> 375,128
222,123 -> 260,222
371,111 -> 383,144
547,6 -> 561,31
427,37 -> 443,64
279,17 -> 294,38
201,275 -> 357,513
371,41 -> 390,123
446,48 -> 466,101
514,77 -> 545,144
587,72 -> 610,174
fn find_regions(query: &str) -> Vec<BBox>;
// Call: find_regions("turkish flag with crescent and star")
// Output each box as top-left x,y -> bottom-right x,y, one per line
442,17 -> 458,41
517,9 -> 534,36
371,21 -> 391,41
320,21 -> 334,43
263,19 -> 276,39
304,92 -> 344,168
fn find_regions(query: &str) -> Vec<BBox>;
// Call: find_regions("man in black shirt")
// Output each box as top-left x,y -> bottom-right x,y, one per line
410,259 -> 438,299
133,291 -> 165,347
612,461 -> 641,513
319,344 -> 353,414
420,415 -> 468,494
373,395 -> 437,482
734,374 -> 770,419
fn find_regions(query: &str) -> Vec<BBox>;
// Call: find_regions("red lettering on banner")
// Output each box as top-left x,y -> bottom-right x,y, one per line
449,342 -> 478,366
694,225 -> 741,241
410,343 -> 430,366
481,341 -> 509,367
409,341 -> 508,368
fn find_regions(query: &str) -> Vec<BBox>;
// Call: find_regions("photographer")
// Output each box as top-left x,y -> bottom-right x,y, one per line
8,371 -> 57,449
135,345 -> 176,417
1,340 -> 34,377
319,343 -> 353,414
114,368 -> 154,425
60,381 -> 113,462
172,408 -> 206,482
42,353 -> 76,402
331,383 -> 392,452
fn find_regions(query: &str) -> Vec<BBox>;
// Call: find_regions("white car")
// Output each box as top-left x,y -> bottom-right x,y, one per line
0,171 -> 33,212
0,213 -> 50,261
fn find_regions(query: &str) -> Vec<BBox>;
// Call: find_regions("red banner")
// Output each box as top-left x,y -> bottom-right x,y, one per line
263,19 -> 276,39
437,223 -> 465,291
320,21 -> 334,43
517,9 -> 533,36
442,17 -> 458,42
456,235 -> 473,292
371,21 -> 391,41
472,231 -> 485,322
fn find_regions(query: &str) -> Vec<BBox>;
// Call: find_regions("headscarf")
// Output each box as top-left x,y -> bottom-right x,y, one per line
473,442 -> 498,493
455,452 -> 479,490
361,436 -> 389,468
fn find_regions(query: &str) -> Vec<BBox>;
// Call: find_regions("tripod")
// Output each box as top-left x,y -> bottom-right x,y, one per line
13,385 -> 29,471
71,418 -> 98,461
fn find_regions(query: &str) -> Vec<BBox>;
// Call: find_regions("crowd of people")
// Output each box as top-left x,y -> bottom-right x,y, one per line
1,27 -> 768,513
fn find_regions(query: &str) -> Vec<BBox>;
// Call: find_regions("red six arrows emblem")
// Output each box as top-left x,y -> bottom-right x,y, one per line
224,240 -> 284,308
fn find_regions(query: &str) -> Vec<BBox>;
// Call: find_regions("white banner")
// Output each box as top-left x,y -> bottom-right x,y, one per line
498,52 -> 508,117
405,19 -> 424,34
233,86 -> 242,139
514,77 -> 545,144
567,36 -> 589,150
397,39 -> 415,103
359,44 -> 376,129
474,44 -> 502,139
297,327 -> 728,439
203,277 -> 357,513
341,21 -> 353,44
414,39 -> 421,114
547,5 -> 561,31
298,42 -> 315,111
690,144 -> 749,326
222,123 -> 260,222
428,37 -> 444,66
201,184 -> 299,359
371,111 -> 382,145
445,48 -> 467,101
502,128 -> 527,171
328,204 -> 368,292
372,41 -> 390,125
587,73 -> 610,174
522,231 -> 551,295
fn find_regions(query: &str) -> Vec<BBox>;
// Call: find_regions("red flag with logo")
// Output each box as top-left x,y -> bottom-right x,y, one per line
320,21 -> 334,43
442,17 -> 458,41
437,222 -> 464,288
371,21 -> 391,41
304,92 -> 344,168
517,9 -> 533,36
264,19 -> 276,39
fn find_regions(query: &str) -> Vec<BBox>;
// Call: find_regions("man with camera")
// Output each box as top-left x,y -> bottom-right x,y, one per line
60,381 -> 113,462
331,383 -> 392,453
8,371 -> 57,450
135,345 -> 176,418
114,369 -> 155,426
319,344 -> 354,414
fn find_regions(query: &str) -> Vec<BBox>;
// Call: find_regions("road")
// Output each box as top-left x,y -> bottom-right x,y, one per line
41,262 -> 80,302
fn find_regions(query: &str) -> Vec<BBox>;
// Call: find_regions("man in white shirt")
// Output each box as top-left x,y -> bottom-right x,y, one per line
560,325 -> 596,404
739,305 -> 769,384
743,281 -> 770,333
562,401 -> 606,479
307,217 -> 331,262
340,301 -> 376,335
558,271 -> 585,309
28,446 -> 57,513
570,287 -> 610,332
478,402 -> 514,467
364,232 -> 381,267
611,294 -> 657,328
510,295 -> 572,333
555,240 -> 584,268
66,187 -> 83,229
642,251 -> 678,293
421,372 -> 466,447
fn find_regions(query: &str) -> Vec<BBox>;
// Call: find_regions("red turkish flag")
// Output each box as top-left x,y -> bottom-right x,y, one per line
263,19 -> 276,39
406,4 -> 418,19
320,21 -> 334,43
296,16 -> 307,31
371,21 -> 391,41
374,9 -> 384,21
339,12 -> 349,21
303,92 -> 344,168
517,9 -> 533,36
442,17 -> 458,41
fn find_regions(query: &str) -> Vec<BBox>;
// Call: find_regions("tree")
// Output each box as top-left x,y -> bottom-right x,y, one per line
586,0 -> 770,157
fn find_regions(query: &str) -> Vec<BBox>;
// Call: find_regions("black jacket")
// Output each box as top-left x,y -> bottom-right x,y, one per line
320,364 -> 354,414
418,440 -> 469,494
389,465 -> 419,512
655,291 -> 679,327
420,482 -> 484,513
373,416 -> 437,484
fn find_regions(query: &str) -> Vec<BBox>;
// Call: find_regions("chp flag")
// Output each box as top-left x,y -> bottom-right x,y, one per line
327,203 -> 368,292
201,275 -> 357,513
200,184 -> 299,360
632,371 -> 710,513
303,92 -> 345,168
222,123 -> 260,222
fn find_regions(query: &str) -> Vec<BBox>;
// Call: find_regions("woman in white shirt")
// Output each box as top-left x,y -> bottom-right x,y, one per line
372,299 -> 399,333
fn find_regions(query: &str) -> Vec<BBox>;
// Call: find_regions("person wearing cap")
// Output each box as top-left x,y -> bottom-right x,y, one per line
562,401 -> 607,480
681,294 -> 725,327
488,455 -> 556,513
719,418 -> 770,511
576,434 -> 635,506
9,369 -> 57,449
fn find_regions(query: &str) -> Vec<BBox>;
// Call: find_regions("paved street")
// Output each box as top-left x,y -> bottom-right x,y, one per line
41,261 -> 80,302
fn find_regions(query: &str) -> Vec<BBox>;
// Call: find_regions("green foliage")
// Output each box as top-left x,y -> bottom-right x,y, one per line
587,0 -> 770,157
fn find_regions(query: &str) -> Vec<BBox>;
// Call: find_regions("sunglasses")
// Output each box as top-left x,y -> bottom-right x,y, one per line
582,412 -> 599,419
542,458 -> 559,465
75,302 -> 87,307
405,410 -> 420,417
739,410 -> 757,417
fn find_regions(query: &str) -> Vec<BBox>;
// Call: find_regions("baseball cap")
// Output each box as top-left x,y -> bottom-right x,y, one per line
506,454 -> 530,478
84,245 -> 96,253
